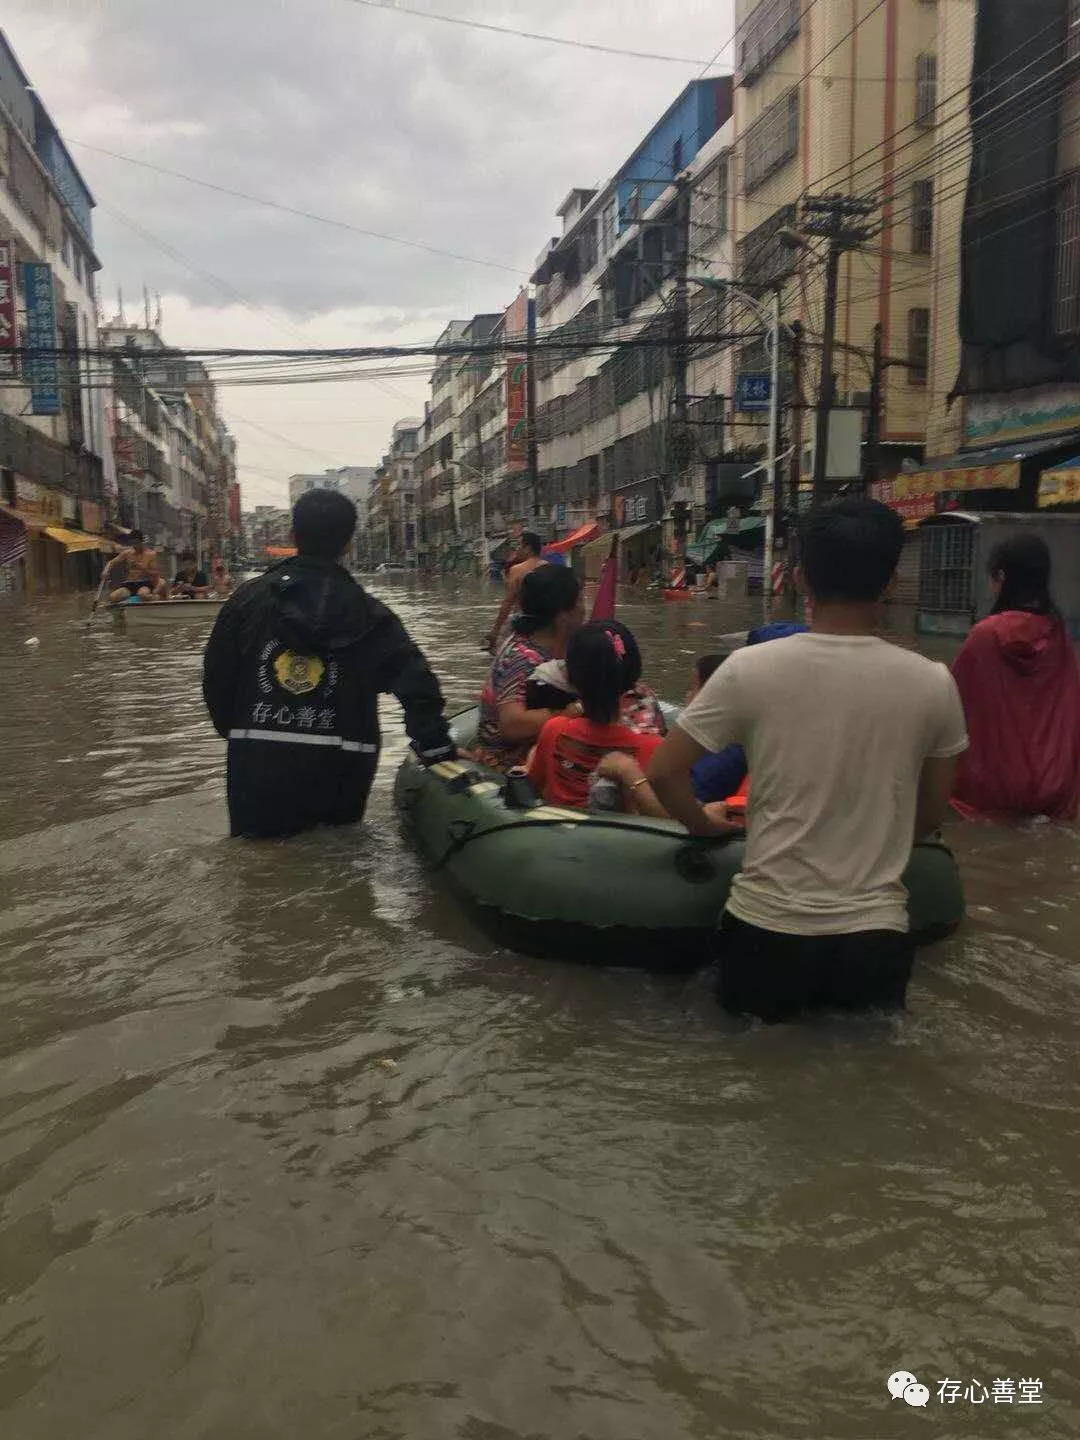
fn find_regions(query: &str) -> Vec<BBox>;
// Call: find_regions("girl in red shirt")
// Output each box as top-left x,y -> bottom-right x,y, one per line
527,621 -> 666,811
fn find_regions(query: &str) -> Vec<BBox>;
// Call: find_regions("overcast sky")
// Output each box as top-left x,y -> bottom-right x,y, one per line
4,0 -> 734,507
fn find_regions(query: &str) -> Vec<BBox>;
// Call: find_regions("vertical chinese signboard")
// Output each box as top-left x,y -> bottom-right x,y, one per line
504,288 -> 529,472
0,241 -> 16,381
22,262 -> 61,416
506,358 -> 527,468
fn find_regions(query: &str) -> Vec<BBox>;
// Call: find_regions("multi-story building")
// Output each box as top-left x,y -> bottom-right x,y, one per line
100,322 -> 239,566
377,418 -> 422,566
416,320 -> 468,564
287,465 -> 376,512
732,0 -> 940,491
245,505 -> 291,559
531,78 -> 734,571
0,29 -> 115,593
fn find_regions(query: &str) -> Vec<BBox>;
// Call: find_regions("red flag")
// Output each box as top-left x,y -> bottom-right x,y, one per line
590,536 -> 618,621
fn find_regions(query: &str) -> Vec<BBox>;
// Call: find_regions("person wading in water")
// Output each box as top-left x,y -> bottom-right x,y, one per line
202,488 -> 455,839
483,531 -> 547,654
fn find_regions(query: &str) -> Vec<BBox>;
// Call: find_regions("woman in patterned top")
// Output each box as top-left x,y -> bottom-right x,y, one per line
474,566 -> 584,772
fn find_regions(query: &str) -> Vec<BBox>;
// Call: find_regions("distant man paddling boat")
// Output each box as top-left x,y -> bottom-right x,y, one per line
104,530 -> 167,602
202,488 -> 455,839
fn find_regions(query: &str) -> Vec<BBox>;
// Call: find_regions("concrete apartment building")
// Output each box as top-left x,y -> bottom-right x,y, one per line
369,419 -> 421,566
732,0 -> 942,484
416,319 -> 468,563
0,30 -> 115,593
287,466 -> 376,513
531,78 -> 734,570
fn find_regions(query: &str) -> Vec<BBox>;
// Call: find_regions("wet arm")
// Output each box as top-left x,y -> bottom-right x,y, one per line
648,726 -> 734,837
915,756 -> 957,839
376,617 -> 456,763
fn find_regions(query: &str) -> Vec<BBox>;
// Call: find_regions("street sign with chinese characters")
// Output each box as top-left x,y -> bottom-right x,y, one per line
736,373 -> 771,412
0,241 -> 16,380
22,263 -> 61,416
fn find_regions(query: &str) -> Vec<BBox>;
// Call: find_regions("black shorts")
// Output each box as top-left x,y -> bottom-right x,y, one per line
716,913 -> 914,1022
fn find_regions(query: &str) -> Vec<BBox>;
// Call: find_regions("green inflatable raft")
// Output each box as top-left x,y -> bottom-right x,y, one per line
394,707 -> 965,970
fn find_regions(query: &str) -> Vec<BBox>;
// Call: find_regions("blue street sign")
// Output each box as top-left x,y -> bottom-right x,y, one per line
736,372 -> 771,413
22,263 -> 61,416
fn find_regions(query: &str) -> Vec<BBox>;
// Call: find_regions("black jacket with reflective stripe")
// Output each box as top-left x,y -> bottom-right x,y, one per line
202,558 -> 453,837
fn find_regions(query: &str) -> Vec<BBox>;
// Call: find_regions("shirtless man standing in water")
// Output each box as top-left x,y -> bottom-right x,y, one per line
482,531 -> 546,654
105,530 -> 167,602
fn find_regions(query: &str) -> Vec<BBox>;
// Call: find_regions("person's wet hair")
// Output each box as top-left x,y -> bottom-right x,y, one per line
566,620 -> 641,725
519,531 -> 543,557
799,497 -> 903,603
292,488 -> 357,560
129,529 -> 144,545
512,565 -> 580,636
180,550 -> 196,563
695,653 -> 723,687
989,533 -> 1057,617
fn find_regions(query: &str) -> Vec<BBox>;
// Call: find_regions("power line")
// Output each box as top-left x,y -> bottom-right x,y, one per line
340,0 -> 723,65
70,140 -> 526,275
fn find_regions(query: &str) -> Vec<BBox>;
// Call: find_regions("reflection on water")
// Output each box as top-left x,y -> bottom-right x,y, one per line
0,578 -> 1078,1439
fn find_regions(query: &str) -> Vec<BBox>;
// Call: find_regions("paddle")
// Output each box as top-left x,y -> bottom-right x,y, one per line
86,563 -> 112,626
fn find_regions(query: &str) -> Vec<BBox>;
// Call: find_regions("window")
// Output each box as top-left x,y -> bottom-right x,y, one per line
72,247 -> 83,284
600,199 -> 617,253
741,0 -> 800,85
743,88 -> 799,192
737,201 -> 798,290
579,219 -> 598,274
624,185 -> 641,223
908,308 -> 930,385
716,157 -> 729,236
911,179 -> 933,253
60,228 -> 71,266
915,53 -> 937,127
1054,171 -> 1080,335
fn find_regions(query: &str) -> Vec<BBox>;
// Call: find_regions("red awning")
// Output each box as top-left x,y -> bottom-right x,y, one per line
265,545 -> 297,558
542,522 -> 600,555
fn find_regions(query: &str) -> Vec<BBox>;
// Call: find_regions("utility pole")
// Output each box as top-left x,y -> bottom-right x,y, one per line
800,195 -> 873,505
474,409 -> 486,579
670,173 -> 691,554
864,322 -> 883,498
763,285 -> 781,623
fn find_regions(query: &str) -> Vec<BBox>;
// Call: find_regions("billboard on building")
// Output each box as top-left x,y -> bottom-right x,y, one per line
0,241 -> 16,380
22,263 -> 61,415
504,289 -> 530,472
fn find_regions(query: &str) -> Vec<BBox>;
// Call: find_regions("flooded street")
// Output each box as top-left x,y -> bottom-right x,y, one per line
1,578 -> 1079,1439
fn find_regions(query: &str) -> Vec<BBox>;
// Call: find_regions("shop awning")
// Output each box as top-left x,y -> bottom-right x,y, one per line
686,516 -> 765,564
542,521 -> 600,555
44,526 -> 114,553
265,545 -> 297,558
1037,456 -> 1080,508
0,503 -> 46,531
905,436 -> 1079,498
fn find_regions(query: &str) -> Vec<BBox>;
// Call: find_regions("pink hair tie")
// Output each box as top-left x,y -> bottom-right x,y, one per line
608,629 -> 626,658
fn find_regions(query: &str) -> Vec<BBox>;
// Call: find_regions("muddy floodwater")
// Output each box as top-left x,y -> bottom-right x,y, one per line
1,577 -> 1078,1439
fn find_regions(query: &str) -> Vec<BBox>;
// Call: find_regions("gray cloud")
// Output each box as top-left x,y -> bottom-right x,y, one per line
7,0 -> 730,319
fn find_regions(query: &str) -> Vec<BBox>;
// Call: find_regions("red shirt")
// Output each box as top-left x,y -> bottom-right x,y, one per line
527,715 -> 663,810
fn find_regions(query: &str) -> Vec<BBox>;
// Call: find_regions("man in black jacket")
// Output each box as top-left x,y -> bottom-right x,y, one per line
203,488 -> 455,838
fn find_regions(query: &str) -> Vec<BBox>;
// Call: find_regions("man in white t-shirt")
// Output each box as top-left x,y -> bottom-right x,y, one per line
648,497 -> 968,1021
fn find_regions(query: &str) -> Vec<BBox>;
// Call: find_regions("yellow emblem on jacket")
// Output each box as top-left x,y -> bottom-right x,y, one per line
273,651 -> 325,696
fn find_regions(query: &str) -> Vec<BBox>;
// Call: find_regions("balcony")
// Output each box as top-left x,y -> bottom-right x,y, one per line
0,409 -> 105,503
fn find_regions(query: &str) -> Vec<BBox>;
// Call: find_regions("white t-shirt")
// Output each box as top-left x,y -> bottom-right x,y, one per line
678,633 -> 969,935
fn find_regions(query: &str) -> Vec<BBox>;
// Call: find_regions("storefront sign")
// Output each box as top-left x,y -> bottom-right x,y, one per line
965,386 -> 1080,446
79,500 -> 104,533
22,263 -> 61,416
871,478 -> 936,525
0,240 -> 15,379
506,357 -> 527,469
13,477 -> 64,524
1037,468 -> 1080,508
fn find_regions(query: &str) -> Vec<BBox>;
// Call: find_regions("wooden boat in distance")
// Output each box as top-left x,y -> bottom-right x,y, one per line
110,598 -> 226,627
